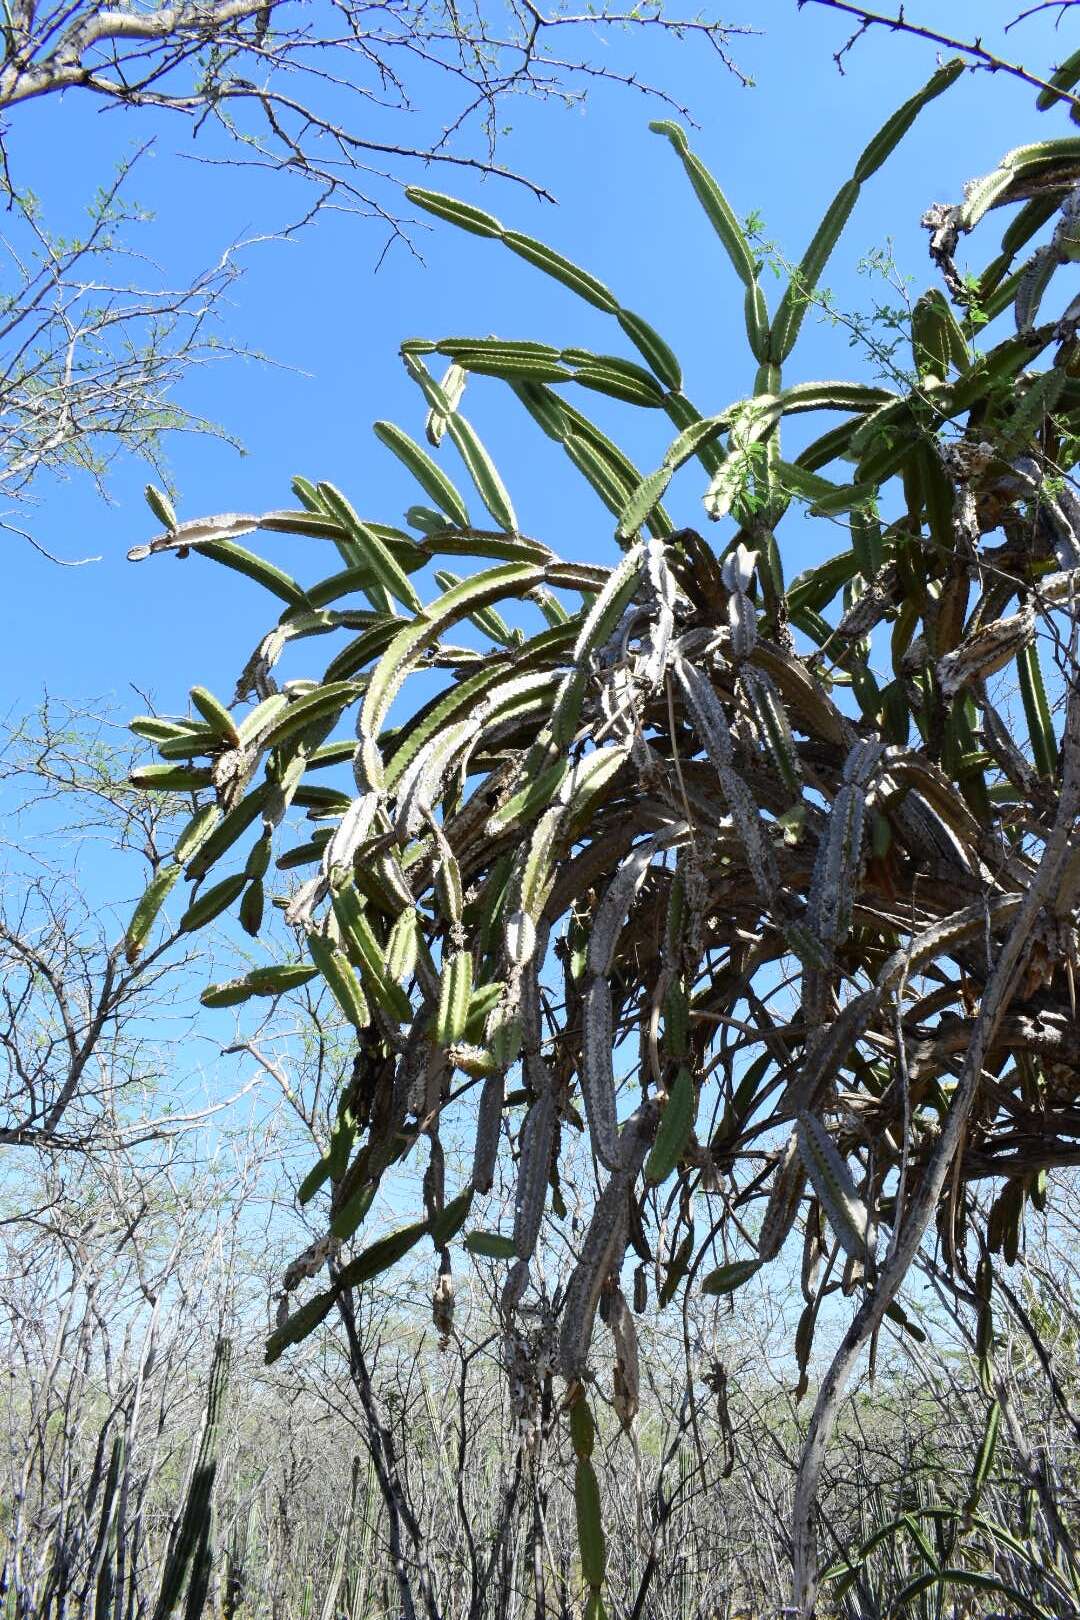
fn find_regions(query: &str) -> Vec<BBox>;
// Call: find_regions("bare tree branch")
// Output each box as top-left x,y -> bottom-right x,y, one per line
0,147 -> 258,552
0,0 -> 755,211
798,0 -> 1080,110
0,0 -> 755,550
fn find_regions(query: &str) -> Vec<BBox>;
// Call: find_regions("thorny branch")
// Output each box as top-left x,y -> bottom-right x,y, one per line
0,0 -> 755,214
0,699 -> 262,1152
798,0 -> 1080,112
0,1 -> 754,549
0,146 -> 253,551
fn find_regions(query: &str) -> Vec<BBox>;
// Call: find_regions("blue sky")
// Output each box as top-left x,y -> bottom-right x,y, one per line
5,0 -> 1069,734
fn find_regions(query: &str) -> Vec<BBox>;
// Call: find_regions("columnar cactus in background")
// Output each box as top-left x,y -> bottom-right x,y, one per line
128,53 -> 1080,1617
152,1336 -> 231,1620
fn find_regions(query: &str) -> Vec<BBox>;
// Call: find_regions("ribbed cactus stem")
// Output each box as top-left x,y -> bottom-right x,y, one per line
319,1456 -> 362,1620
82,1430 -> 124,1618
151,1337 -> 232,1620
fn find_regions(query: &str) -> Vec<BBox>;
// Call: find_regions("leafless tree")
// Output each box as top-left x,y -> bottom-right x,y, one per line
0,0 -> 752,211
0,698 -> 256,1149
0,0 -> 753,553
0,149 -> 248,560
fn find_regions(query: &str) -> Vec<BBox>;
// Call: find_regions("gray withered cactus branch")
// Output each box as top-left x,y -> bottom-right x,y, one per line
792,682 -> 1080,1618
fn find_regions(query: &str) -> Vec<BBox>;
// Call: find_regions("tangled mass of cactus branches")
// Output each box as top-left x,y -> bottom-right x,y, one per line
127,53 -> 1080,1615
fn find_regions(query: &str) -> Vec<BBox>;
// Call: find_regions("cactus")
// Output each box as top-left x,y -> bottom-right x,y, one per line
123,66 -> 1080,1616
317,1457 -> 362,1620
152,1337 -> 231,1620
